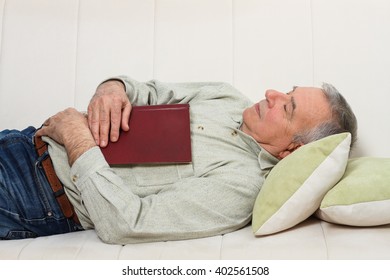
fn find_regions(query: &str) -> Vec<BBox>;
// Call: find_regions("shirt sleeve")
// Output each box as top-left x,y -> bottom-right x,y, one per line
105,75 -> 248,107
70,147 -> 260,244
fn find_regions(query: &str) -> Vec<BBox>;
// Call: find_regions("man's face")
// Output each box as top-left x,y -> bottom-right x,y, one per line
241,86 -> 331,159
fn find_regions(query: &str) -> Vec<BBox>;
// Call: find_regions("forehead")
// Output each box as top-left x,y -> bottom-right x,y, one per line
292,86 -> 331,125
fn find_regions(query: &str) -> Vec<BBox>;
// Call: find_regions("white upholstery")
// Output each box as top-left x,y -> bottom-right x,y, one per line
1,0 -> 390,259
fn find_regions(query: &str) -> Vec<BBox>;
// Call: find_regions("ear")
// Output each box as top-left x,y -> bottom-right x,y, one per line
277,142 -> 303,159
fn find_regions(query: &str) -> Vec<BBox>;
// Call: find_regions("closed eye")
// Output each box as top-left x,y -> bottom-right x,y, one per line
285,87 -> 297,119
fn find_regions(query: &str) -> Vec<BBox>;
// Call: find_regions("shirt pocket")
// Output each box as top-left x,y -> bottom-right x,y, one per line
130,163 -> 194,187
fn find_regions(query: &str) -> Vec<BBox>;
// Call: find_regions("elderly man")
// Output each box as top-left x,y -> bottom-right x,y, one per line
0,77 -> 357,243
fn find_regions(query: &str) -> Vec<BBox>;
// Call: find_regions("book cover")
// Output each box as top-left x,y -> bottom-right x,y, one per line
100,104 -> 192,164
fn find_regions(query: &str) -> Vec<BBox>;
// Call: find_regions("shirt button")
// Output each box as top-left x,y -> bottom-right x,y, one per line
72,175 -> 78,183
231,130 -> 238,136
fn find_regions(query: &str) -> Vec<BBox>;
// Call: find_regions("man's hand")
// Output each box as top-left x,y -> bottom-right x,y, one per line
35,108 -> 97,166
87,80 -> 132,147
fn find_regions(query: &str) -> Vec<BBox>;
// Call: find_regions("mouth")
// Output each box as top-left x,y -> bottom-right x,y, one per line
255,102 -> 261,118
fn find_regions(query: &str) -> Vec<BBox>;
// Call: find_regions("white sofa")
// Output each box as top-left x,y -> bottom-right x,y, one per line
1,0 -> 390,260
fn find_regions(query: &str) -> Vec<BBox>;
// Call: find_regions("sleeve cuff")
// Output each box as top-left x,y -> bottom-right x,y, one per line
69,146 -> 109,190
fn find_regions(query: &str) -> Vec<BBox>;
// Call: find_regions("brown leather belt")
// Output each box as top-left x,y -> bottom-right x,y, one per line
34,135 -> 80,225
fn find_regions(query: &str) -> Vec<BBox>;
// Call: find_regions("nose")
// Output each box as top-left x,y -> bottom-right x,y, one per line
265,89 -> 285,107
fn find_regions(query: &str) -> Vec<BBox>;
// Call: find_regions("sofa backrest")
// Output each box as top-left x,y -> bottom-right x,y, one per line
0,0 -> 389,157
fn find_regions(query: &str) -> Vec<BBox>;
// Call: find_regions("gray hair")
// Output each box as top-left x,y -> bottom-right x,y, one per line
292,83 -> 358,149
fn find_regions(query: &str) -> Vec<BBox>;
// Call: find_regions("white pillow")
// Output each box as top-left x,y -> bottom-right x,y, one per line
252,133 -> 351,236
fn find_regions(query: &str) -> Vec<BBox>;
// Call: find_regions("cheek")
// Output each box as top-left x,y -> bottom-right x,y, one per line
242,108 -> 259,126
241,109 -> 261,138
262,114 -> 292,140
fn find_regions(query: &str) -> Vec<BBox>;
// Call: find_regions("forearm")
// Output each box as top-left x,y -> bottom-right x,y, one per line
112,75 -> 206,105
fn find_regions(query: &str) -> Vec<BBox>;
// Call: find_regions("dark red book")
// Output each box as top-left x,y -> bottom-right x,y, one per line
100,104 -> 192,164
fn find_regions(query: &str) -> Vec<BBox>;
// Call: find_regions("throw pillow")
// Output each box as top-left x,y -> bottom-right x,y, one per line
316,157 -> 390,226
252,132 -> 351,236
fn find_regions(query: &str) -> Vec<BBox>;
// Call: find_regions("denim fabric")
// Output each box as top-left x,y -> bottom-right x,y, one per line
0,127 -> 83,239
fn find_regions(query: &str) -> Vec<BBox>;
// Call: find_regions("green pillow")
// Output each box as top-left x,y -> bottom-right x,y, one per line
316,157 -> 390,226
252,133 -> 351,236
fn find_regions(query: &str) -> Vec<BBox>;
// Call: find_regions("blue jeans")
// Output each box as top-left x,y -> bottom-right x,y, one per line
0,127 -> 83,239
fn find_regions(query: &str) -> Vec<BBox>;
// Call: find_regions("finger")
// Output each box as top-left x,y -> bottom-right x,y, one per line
98,106 -> 111,148
121,102 -> 132,132
35,115 -> 52,135
35,121 -> 53,138
87,104 -> 101,146
35,126 -> 45,137
109,106 -> 122,142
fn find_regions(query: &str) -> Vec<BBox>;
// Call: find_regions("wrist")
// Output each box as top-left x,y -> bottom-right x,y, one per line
98,79 -> 126,93
65,134 -> 97,166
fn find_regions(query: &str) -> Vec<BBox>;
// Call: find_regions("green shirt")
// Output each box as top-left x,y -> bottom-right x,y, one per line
45,77 -> 279,244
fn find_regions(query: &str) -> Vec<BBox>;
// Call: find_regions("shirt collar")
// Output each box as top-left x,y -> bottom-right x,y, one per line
258,148 -> 279,171
236,129 -> 279,171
